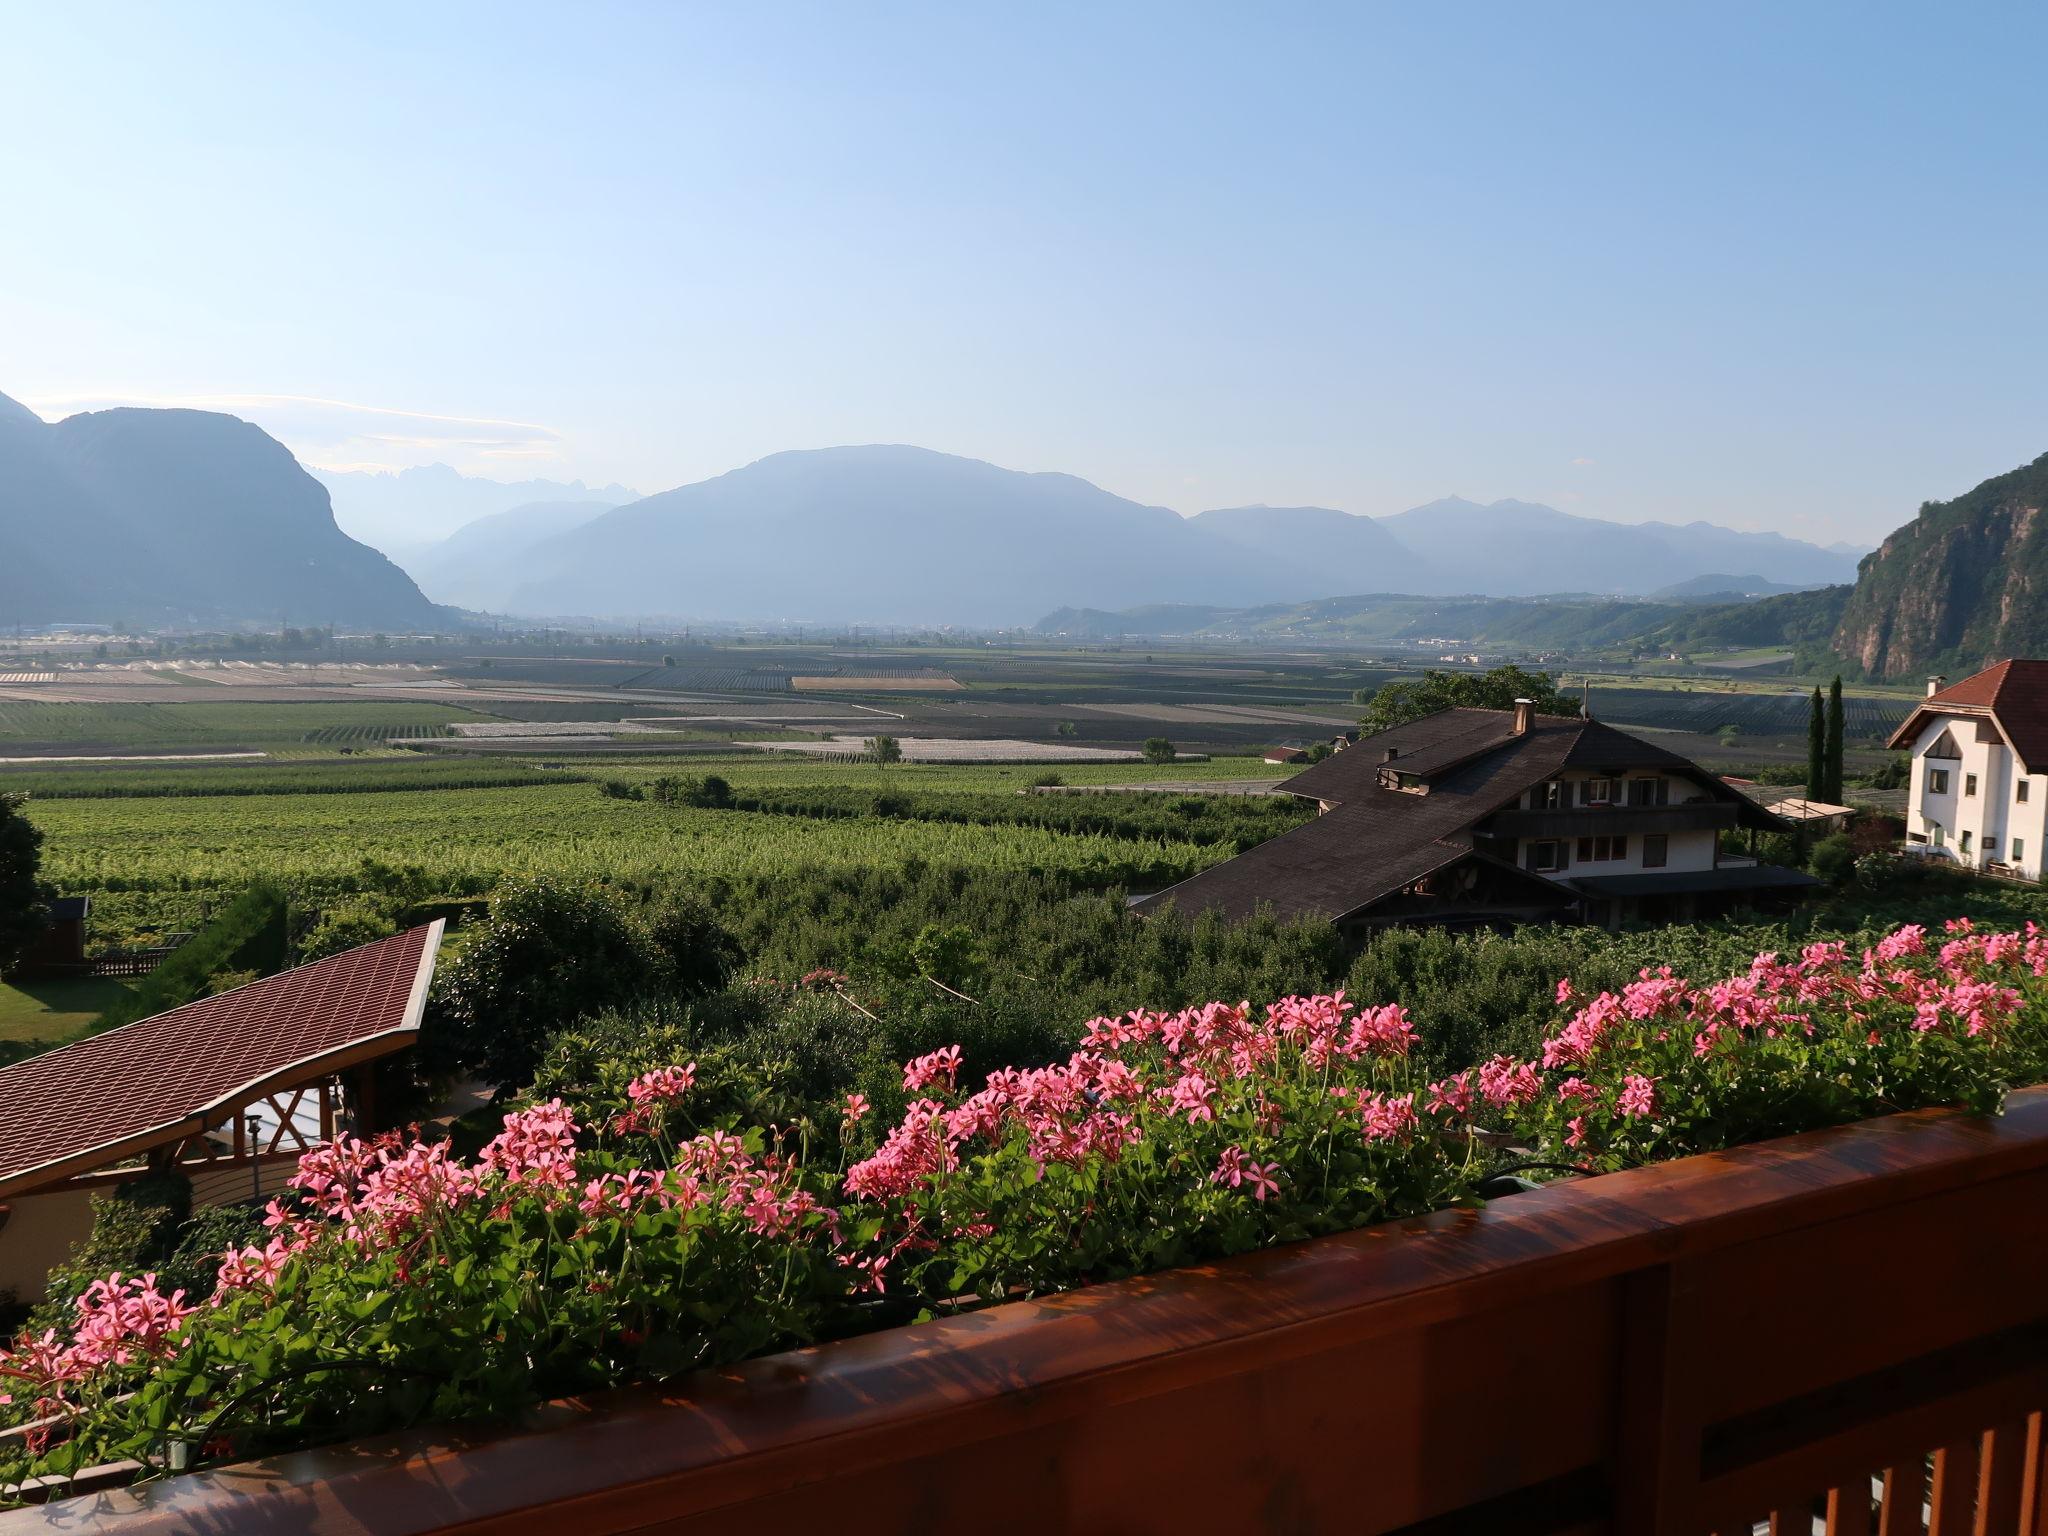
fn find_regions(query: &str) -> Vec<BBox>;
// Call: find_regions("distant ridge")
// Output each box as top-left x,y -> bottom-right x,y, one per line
0,393 -> 443,629
504,447 -> 1865,624
397,500 -> 619,611
315,463 -> 640,551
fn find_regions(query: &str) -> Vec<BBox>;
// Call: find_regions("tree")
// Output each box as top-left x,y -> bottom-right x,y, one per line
642,893 -> 741,999
1824,676 -> 1846,804
1809,831 -> 1857,885
1806,686 -> 1826,802
0,792 -> 49,979
1055,721 -> 1078,738
1142,737 -> 1176,764
298,901 -> 399,964
1355,665 -> 1572,736
867,735 -> 902,766
429,878 -> 655,1091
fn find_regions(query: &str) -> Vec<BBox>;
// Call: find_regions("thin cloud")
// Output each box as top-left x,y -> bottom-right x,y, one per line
21,390 -> 566,476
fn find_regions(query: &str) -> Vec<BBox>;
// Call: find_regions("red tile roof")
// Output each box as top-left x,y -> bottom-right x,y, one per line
1888,659 -> 2048,771
0,923 -> 442,1197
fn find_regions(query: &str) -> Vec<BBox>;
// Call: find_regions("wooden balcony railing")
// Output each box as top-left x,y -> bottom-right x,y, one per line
11,1085 -> 2048,1535
1487,802 -> 1739,838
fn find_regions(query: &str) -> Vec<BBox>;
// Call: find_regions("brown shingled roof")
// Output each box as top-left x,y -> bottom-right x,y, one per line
1134,707 -> 1780,925
0,922 -> 443,1197
1888,659 -> 2048,772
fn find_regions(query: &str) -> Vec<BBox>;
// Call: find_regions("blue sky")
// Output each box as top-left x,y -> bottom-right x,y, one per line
4,2 -> 2046,543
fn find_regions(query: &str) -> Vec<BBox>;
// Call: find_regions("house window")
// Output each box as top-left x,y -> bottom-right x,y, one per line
1540,780 -> 1567,810
1576,834 -> 1629,862
1528,840 -> 1567,873
1642,834 -> 1668,868
2020,781 -> 2032,804
2014,838 -> 2027,863
1965,773 -> 1978,797
1627,778 -> 1667,807
1931,823 -> 1946,847
1581,777 -> 1616,805
1960,830 -> 1973,854
1927,767 -> 1950,795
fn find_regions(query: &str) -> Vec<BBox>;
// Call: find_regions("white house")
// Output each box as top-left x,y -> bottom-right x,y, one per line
1886,659 -> 2048,881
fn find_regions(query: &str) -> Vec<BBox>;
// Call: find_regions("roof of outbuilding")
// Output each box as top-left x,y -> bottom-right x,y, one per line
1132,707 -> 1779,925
1888,660 -> 2048,772
0,922 -> 443,1197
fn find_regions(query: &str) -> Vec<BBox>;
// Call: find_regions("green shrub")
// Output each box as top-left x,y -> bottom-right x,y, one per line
92,884 -> 288,1033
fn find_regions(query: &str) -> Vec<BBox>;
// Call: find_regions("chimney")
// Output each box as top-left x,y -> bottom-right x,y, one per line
1382,746 -> 1399,764
1512,697 -> 1534,735
1927,676 -> 1946,698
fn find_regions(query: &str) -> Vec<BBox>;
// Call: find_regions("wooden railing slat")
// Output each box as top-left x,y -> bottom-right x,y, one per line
1933,1440 -> 1981,1535
1979,1422 -> 2030,1535
2022,1414 -> 2048,1536
1829,1479 -> 1876,1536
1880,1460 -> 1929,1536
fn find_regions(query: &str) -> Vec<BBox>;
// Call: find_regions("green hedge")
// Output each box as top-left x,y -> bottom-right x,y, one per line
91,884 -> 289,1033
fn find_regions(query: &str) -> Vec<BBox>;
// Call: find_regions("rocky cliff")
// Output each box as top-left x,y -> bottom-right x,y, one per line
0,392 -> 446,630
1832,452 -> 2048,680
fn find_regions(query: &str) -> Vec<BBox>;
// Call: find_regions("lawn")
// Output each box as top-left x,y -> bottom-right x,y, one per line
0,976 -> 133,1046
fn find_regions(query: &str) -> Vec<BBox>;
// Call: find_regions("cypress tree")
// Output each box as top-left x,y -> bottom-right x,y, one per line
1824,676 -> 1845,803
1807,686 -> 1826,802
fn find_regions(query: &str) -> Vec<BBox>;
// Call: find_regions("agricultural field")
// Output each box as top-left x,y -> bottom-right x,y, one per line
0,700 -> 495,749
5,646 -> 1919,963
10,727 -> 1292,938
1571,685 -> 1911,740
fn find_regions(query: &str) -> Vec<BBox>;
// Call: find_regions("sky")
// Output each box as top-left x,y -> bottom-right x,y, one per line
4,2 -> 2048,545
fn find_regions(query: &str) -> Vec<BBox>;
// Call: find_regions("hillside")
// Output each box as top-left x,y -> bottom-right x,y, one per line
510,446 -> 1328,626
1038,592 -> 1686,647
315,464 -> 640,550
1831,452 -> 2048,679
1374,498 -> 1860,596
1184,505 -> 1440,594
396,500 -> 617,611
1648,573 -> 1826,600
1637,585 -> 1852,655
507,449 -> 1868,625
0,392 -> 444,629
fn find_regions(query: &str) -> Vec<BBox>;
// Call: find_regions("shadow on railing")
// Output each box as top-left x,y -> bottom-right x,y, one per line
9,1087 -> 2048,1535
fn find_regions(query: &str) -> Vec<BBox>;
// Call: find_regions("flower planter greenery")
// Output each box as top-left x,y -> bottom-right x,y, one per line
1,918 -> 2044,1506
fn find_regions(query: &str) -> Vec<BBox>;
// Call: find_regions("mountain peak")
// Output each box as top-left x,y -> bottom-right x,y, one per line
0,390 -> 44,428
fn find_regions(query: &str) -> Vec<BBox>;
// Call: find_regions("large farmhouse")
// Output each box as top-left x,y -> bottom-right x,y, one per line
1886,659 -> 2048,881
1135,699 -> 1810,932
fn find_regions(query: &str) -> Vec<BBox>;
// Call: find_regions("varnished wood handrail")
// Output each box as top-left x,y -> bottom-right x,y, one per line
10,1085 -> 2048,1534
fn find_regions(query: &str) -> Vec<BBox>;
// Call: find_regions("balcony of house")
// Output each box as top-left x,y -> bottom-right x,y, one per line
24,1086 -> 2048,1535
1903,833 -> 2040,884
1485,801 -> 1740,839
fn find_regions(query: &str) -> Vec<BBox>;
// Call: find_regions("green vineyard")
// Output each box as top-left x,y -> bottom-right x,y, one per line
1585,687 -> 1912,739
300,723 -> 454,743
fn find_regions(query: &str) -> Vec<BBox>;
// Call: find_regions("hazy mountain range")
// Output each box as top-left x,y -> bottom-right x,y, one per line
0,391 -> 440,629
314,463 -> 639,550
0,390 -> 1884,635
396,500 -> 618,612
477,447 -> 1865,625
